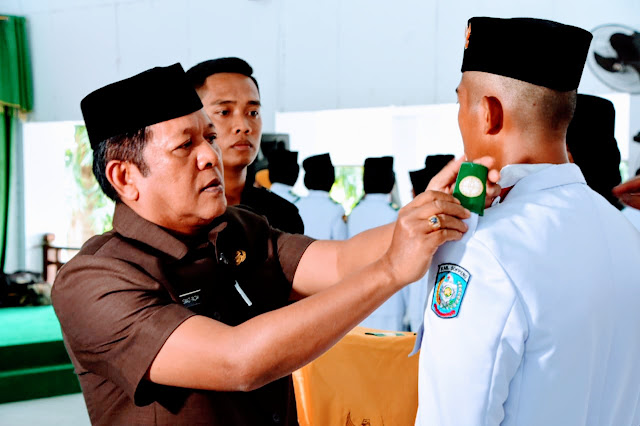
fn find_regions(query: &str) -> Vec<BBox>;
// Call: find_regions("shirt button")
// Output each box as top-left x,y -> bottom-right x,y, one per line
213,312 -> 221,320
272,413 -> 281,423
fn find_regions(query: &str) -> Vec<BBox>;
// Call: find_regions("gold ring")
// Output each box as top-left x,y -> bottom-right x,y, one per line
428,215 -> 441,231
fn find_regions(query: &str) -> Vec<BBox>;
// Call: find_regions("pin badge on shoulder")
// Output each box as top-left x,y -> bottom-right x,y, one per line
453,162 -> 488,215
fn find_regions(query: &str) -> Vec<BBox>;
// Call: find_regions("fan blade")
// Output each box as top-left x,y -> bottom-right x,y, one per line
594,52 -> 622,72
610,33 -> 640,62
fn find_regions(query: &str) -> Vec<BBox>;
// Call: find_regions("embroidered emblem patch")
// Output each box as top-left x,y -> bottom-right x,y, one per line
180,289 -> 201,308
432,263 -> 471,318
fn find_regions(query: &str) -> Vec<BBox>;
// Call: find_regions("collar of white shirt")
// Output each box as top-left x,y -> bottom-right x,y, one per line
497,163 -> 554,188
493,163 -> 586,206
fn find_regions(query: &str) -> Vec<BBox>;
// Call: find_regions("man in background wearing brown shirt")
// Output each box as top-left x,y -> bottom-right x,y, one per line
52,63 -> 476,425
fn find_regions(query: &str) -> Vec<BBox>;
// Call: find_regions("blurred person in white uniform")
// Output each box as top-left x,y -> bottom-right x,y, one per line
348,157 -> 399,238
295,153 -> 348,240
414,17 -> 640,426
349,156 -> 408,331
267,148 -> 300,203
566,94 -> 625,209
566,94 -> 640,231
405,154 -> 454,332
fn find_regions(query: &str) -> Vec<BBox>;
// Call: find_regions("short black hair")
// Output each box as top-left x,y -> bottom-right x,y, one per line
186,57 -> 259,92
92,127 -> 151,201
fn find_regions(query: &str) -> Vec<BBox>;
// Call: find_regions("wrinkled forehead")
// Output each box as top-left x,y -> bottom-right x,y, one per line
148,109 -> 215,143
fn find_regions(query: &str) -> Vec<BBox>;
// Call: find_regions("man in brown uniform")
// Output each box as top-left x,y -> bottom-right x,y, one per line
52,64 -> 473,425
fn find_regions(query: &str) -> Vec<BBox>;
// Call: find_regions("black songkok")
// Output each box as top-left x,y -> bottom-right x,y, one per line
409,154 -> 455,196
267,149 -> 300,186
566,94 -> 622,209
363,157 -> 395,194
81,63 -> 203,149
303,153 -> 335,192
462,17 -> 592,91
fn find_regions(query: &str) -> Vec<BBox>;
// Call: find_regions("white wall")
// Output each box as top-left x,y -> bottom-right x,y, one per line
276,104 -> 464,205
2,0 -> 639,132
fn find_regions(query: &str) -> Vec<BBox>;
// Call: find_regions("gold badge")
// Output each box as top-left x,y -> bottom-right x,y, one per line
234,250 -> 247,265
465,23 -> 471,49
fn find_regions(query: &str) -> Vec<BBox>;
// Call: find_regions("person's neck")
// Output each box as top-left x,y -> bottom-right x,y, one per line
497,132 -> 569,170
224,166 -> 247,206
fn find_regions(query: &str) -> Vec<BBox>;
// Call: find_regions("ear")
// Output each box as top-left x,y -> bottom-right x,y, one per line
105,160 -> 140,201
481,96 -> 503,135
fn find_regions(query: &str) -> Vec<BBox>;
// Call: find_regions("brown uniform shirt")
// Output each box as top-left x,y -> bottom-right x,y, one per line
52,203 -> 314,425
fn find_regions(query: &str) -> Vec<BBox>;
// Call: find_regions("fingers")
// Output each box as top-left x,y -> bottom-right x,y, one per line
613,176 -> 640,196
398,198 -> 470,238
427,157 -> 463,192
619,193 -> 640,209
488,168 -> 501,185
410,189 -> 462,209
419,198 -> 471,221
485,181 -> 502,207
468,156 -> 496,174
613,177 -> 640,209
428,228 -> 465,245
425,214 -> 469,234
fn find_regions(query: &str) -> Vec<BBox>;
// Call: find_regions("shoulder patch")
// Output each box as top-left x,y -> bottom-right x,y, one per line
431,263 -> 471,319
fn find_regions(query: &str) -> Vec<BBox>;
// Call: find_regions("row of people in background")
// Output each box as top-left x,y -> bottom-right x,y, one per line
261,148 -> 457,332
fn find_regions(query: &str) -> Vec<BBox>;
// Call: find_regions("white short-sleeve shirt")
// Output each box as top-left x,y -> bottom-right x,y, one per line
415,164 -> 640,426
295,190 -> 347,240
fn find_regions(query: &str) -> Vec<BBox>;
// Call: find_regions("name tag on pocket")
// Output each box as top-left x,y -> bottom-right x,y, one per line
180,289 -> 202,308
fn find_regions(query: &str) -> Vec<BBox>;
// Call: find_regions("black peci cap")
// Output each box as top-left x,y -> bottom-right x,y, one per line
363,156 -> 395,194
303,153 -> 335,192
409,154 -> 455,196
461,17 -> 593,91
81,63 -> 203,149
566,94 -> 622,209
267,148 -> 300,186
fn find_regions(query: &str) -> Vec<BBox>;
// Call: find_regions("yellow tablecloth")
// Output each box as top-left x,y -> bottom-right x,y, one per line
293,326 -> 419,426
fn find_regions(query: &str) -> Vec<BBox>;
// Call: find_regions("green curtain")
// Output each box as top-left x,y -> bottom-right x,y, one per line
0,15 -> 33,271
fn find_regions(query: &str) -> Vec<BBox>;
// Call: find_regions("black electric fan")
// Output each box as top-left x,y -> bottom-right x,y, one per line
588,24 -> 640,94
